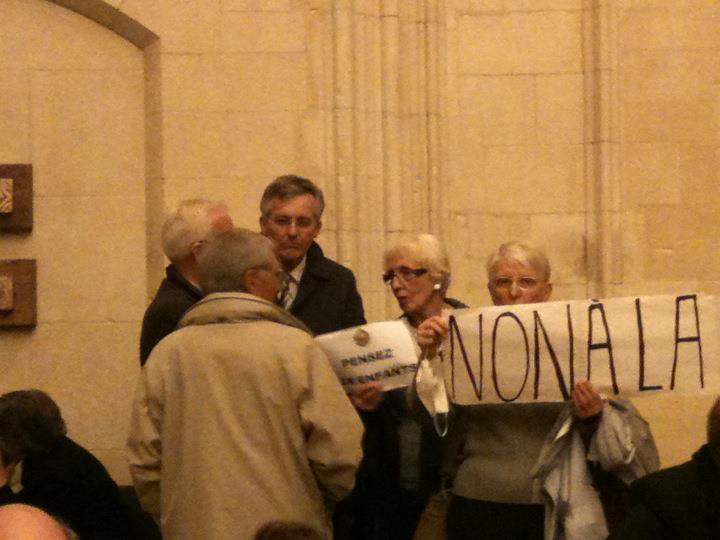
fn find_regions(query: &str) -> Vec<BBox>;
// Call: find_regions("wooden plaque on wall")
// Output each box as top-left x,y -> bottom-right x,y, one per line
0,259 -> 37,327
0,164 -> 33,232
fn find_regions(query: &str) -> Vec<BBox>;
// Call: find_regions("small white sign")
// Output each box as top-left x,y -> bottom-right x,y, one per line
316,320 -> 419,392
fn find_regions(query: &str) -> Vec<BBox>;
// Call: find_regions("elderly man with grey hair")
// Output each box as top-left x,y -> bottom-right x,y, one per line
139,198 -> 233,364
259,174 -> 365,335
128,228 -> 364,540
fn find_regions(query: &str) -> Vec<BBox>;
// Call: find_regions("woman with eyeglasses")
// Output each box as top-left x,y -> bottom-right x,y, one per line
416,241 -> 659,540
361,234 -> 467,540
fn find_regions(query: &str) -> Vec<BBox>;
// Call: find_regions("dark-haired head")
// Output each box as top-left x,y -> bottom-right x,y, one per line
0,389 -> 66,465
254,520 -> 322,540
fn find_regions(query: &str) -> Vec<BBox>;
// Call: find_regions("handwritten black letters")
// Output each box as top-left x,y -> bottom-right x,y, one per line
446,294 -> 718,405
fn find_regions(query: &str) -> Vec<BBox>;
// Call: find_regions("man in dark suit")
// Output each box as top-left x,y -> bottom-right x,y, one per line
259,175 -> 365,334
139,199 -> 233,365
610,396 -> 720,540
260,175 -> 375,539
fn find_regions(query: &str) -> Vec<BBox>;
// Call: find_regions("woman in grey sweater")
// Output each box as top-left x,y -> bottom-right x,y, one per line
417,242 -> 659,540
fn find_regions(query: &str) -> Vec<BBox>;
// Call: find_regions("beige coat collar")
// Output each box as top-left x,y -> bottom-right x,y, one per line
178,292 -> 311,334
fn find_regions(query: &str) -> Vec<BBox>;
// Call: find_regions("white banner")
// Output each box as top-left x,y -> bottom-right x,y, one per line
315,320 -> 419,392
444,294 -> 720,405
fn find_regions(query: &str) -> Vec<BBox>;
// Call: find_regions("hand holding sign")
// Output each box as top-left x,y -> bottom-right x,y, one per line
349,382 -> 384,411
417,315 -> 449,357
571,379 -> 604,419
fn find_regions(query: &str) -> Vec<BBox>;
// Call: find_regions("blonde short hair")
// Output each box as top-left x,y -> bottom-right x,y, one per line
486,241 -> 551,283
383,234 -> 451,291
161,199 -> 228,262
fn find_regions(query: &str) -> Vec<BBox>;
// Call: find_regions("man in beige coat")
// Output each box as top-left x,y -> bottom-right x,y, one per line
127,228 -> 364,540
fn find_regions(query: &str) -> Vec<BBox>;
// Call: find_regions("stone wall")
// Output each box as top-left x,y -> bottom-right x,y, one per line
0,0 -> 717,480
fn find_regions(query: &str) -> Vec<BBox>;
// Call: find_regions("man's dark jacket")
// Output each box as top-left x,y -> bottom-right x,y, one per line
0,436 -> 131,539
139,264 -> 203,365
609,443 -> 720,539
288,242 -> 365,334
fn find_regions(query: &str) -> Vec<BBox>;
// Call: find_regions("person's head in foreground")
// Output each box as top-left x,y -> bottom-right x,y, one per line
0,504 -> 77,540
486,241 -> 552,306
0,389 -> 66,467
260,175 -> 324,273
198,228 -> 282,303
383,234 -> 452,327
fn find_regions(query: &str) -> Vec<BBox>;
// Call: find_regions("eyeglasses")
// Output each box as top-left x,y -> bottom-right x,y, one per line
270,215 -> 316,229
382,266 -> 428,284
492,276 -> 540,290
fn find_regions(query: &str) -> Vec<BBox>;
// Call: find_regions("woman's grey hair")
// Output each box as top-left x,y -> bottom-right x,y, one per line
198,228 -> 276,294
161,199 -> 228,262
260,175 -> 325,221
708,397 -> 720,452
0,389 -> 67,465
486,241 -> 551,283
383,234 -> 451,293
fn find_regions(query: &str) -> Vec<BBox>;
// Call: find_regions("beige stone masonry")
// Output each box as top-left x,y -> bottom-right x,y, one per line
455,0 -> 582,9
458,10 -> 582,74
222,0 -> 292,10
620,143 -> 682,207
484,145 -> 585,213
221,11 -> 306,52
622,101 -> 716,143
120,0 -> 220,52
225,111 -> 300,178
32,70 -> 144,197
461,76 -> 536,145
619,5 -> 720,51
0,0 -> 146,482
161,54 -> 226,112
222,53 -> 309,111
536,74 -> 584,144
162,112 -> 228,178
1,1 -> 138,69
0,0 -> 717,482
0,71 -> 31,163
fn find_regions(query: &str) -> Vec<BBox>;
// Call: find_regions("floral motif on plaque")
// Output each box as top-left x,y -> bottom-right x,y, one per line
0,178 -> 12,214
0,275 -> 13,311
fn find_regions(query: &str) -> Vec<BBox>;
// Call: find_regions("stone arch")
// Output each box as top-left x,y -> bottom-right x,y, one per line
47,0 -> 164,296
0,0 -> 161,482
48,0 -> 157,48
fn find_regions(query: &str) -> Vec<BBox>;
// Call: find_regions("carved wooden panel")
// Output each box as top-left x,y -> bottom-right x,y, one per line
0,259 -> 36,327
0,275 -> 13,311
0,179 -> 13,213
0,164 -> 32,231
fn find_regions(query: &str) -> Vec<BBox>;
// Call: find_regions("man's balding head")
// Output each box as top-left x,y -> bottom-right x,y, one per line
0,504 -> 76,540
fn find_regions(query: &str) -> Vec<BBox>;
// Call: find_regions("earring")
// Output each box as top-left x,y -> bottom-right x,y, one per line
433,283 -> 441,291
